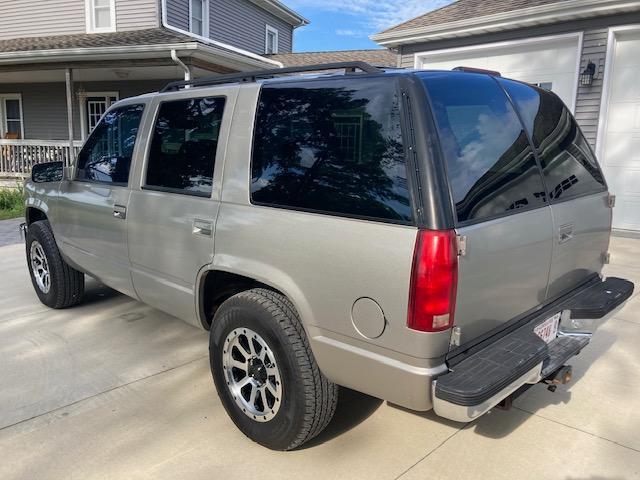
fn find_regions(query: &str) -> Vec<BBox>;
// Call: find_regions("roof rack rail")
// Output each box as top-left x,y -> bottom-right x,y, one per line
452,66 -> 501,77
160,61 -> 382,92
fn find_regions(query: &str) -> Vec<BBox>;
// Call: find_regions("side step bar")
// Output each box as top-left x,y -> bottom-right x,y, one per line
432,277 -> 633,422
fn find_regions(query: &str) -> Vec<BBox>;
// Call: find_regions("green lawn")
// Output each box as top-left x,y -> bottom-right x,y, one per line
0,187 -> 24,220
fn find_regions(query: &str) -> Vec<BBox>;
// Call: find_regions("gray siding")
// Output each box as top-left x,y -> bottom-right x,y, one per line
165,0 -> 294,54
116,0 -> 159,31
574,28 -> 608,146
166,0 -> 189,30
398,12 -> 640,147
0,80 -> 166,141
0,0 -> 85,40
210,0 -> 293,54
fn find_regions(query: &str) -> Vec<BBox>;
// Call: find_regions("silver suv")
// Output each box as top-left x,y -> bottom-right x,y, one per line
21,62 -> 635,450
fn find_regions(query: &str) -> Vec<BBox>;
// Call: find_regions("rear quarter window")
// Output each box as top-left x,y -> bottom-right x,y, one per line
250,77 -> 413,223
498,78 -> 606,202
420,72 -> 547,223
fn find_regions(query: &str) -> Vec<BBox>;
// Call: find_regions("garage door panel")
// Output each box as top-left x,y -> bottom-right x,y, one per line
609,66 -> 640,103
606,103 -> 640,133
417,37 -> 579,110
603,33 -> 640,230
603,133 -> 640,167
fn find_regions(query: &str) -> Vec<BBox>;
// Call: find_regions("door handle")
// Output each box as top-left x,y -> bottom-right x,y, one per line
559,224 -> 574,244
193,219 -> 213,237
113,205 -> 127,220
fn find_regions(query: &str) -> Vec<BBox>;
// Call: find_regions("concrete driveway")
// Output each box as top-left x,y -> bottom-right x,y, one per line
1,229 -> 640,479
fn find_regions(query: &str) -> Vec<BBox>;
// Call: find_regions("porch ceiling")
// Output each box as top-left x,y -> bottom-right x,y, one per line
0,61 -> 231,84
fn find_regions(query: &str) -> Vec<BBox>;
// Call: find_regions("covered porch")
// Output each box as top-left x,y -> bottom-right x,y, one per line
0,28 -> 280,179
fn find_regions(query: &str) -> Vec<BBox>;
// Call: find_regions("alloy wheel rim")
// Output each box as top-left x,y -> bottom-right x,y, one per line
222,328 -> 283,422
30,241 -> 50,294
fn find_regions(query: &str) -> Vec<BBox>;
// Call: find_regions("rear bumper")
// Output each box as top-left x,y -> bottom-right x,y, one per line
432,276 -> 634,423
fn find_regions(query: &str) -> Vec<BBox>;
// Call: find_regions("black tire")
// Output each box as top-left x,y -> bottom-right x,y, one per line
209,288 -> 338,450
25,220 -> 84,309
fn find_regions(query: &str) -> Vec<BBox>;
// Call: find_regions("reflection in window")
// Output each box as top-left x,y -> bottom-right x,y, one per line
421,72 -> 547,223
145,97 -> 225,197
76,104 -> 144,184
251,77 -> 412,222
499,78 -> 605,201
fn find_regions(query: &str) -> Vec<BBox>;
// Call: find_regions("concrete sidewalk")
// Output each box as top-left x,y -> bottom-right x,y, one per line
0,237 -> 639,480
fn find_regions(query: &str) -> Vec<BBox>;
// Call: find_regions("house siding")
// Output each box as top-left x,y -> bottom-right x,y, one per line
0,0 -> 86,40
398,12 -> 640,147
165,0 -> 294,54
210,0 -> 293,54
166,0 -> 190,30
0,80 -> 166,141
116,0 -> 160,31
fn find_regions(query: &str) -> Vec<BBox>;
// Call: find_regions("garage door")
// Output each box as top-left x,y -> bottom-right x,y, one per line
601,31 -> 640,232
415,36 -> 580,111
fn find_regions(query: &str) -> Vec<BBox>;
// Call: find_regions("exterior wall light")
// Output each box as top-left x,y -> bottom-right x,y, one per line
580,61 -> 596,86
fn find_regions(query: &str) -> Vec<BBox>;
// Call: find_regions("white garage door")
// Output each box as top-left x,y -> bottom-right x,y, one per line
415,35 -> 580,111
601,31 -> 640,232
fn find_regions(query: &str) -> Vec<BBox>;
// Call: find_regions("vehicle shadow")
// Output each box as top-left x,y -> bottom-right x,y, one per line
81,279 -> 122,305
300,387 -> 383,449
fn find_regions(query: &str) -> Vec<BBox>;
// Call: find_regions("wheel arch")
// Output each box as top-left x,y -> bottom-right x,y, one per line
196,261 -> 315,333
25,206 -> 48,225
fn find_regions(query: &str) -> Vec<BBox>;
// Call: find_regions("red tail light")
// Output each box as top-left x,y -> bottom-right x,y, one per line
407,229 -> 458,332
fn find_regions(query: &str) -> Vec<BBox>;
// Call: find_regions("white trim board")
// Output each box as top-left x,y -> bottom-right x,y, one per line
595,24 -> 640,161
413,32 -> 583,113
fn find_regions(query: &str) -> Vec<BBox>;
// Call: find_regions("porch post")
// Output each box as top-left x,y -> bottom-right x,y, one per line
65,68 -> 75,165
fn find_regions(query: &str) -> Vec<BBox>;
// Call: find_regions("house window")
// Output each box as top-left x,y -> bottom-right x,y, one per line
265,25 -> 279,54
0,95 -> 23,139
79,92 -> 119,139
86,0 -> 116,33
190,0 -> 209,36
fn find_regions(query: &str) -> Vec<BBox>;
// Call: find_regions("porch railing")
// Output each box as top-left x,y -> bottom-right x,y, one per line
0,139 -> 83,176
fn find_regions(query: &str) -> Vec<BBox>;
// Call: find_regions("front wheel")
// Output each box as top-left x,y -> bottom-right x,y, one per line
209,288 -> 338,450
26,220 -> 84,308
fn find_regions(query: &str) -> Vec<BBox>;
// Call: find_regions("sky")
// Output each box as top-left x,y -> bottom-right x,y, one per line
286,0 -> 456,52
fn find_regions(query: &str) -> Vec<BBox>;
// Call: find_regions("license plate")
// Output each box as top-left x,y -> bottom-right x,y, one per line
534,312 -> 561,344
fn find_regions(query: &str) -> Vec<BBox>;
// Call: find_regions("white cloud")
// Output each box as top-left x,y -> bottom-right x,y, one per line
287,0 -> 454,32
335,28 -> 368,37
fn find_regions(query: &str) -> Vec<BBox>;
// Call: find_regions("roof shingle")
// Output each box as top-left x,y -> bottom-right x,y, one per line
0,28 -> 193,53
380,0 -> 570,35
267,49 -> 397,68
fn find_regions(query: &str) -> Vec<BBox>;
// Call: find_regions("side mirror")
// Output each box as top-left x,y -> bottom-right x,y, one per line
31,161 -> 64,183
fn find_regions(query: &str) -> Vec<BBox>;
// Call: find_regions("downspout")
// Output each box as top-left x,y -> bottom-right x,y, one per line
170,49 -> 191,82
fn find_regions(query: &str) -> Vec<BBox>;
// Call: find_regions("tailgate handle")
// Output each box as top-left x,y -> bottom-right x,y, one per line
559,224 -> 574,244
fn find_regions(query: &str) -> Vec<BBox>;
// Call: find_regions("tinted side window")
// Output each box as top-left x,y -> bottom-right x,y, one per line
251,77 -> 412,222
145,97 -> 225,197
499,78 -> 606,201
76,104 -> 144,185
421,72 -> 547,223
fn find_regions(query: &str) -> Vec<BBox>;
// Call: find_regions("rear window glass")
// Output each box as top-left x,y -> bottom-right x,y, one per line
251,77 -> 412,223
420,72 -> 547,223
498,78 -> 606,201
145,97 -> 225,197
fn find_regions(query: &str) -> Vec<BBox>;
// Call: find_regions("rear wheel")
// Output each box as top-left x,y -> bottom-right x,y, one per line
209,288 -> 338,450
26,220 -> 84,308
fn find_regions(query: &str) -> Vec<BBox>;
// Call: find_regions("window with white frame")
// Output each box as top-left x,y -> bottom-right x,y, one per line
0,94 -> 23,139
190,0 -> 209,36
265,25 -> 278,54
86,0 -> 116,33
79,92 -> 119,139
